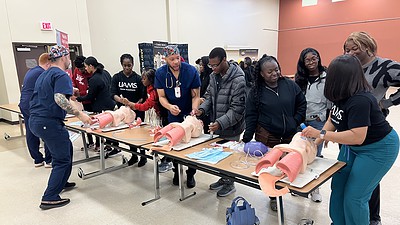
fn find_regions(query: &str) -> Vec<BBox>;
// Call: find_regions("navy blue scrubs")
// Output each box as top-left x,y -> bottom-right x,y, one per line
29,67 -> 74,201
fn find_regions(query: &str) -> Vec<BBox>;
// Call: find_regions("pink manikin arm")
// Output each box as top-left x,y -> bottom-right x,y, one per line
154,124 -> 174,143
276,151 -> 303,182
255,148 -> 284,174
258,173 -> 290,197
91,112 -> 114,128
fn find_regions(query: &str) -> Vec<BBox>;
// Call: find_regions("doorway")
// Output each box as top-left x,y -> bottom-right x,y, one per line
12,43 -> 82,89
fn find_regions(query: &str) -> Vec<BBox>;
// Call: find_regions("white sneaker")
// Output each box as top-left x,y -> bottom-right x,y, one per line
34,162 -> 44,168
310,188 -> 322,202
44,162 -> 52,168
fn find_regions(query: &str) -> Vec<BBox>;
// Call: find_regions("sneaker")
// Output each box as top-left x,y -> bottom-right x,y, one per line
217,184 -> 236,197
40,198 -> 70,210
80,143 -> 95,151
370,220 -> 382,225
209,178 -> 225,190
34,162 -> 44,168
138,157 -> 147,167
105,149 -> 121,159
310,188 -> 322,202
186,175 -> 196,188
44,162 -> 52,168
63,182 -> 76,190
158,162 -> 173,173
173,173 -> 179,186
128,155 -> 138,166
270,199 -> 277,211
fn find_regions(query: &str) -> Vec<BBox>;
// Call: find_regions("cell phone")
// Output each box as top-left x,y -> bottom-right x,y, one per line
216,139 -> 230,144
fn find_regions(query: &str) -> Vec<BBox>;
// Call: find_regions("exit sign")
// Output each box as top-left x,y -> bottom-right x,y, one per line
41,22 -> 53,31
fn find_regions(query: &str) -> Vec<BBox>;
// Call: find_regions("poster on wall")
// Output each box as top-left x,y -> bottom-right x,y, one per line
177,44 -> 189,62
56,29 -> 72,78
138,43 -> 154,73
153,41 -> 168,69
239,49 -> 259,60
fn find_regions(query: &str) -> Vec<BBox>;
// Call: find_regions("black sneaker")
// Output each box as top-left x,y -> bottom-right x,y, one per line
186,175 -> 196,189
128,155 -> 138,166
64,182 -> 76,190
138,157 -> 147,167
217,184 -> 236,197
40,198 -> 70,210
105,149 -> 121,159
209,178 -> 225,190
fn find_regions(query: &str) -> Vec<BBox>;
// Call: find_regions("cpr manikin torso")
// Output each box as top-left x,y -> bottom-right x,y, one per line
255,132 -> 317,197
90,106 -> 137,129
153,115 -> 204,151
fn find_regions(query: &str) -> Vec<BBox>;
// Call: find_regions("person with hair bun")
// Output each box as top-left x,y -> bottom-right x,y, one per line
242,54 -> 306,211
302,55 -> 399,225
344,31 -> 400,225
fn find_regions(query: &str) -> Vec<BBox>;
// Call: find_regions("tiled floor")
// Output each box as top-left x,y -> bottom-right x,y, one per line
1,92 -> 400,225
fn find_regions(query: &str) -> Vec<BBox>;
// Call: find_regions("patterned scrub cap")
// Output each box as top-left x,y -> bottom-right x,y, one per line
49,45 -> 69,59
162,45 -> 180,57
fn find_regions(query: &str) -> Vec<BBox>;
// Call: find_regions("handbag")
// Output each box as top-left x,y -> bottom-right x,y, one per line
226,196 -> 260,225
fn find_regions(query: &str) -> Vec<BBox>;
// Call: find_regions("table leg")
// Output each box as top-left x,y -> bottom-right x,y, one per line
142,152 -> 161,206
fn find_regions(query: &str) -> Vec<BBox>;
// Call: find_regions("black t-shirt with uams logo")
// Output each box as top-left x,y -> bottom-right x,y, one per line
111,71 -> 147,108
330,91 -> 392,145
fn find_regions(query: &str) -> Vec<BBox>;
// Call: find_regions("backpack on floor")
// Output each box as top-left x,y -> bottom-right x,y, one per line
226,196 -> 260,225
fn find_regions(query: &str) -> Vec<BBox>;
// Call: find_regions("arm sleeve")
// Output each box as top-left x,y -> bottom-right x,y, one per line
54,74 -> 73,96
242,88 -> 258,143
347,96 -> 371,129
293,83 -> 307,125
135,88 -> 157,111
77,77 -> 99,102
199,79 -> 212,115
110,75 -> 119,97
215,77 -> 246,131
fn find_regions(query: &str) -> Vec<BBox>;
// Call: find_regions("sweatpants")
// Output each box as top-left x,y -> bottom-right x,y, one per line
329,129 -> 399,225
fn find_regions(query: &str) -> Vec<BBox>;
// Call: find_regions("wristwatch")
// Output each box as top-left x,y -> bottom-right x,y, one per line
320,130 -> 327,139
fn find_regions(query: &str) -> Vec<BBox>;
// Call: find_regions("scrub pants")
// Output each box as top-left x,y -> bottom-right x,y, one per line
304,119 -> 325,157
30,117 -> 73,201
20,107 -> 51,164
329,129 -> 399,225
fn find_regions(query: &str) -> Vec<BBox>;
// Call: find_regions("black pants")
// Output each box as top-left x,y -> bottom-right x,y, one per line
173,162 -> 196,177
369,184 -> 380,221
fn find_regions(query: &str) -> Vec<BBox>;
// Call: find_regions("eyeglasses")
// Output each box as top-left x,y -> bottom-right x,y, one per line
304,57 -> 319,65
208,60 -> 222,69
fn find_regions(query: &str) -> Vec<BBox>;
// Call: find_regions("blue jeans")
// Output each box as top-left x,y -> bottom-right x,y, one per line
20,107 -> 51,164
304,120 -> 325,157
329,129 -> 399,225
29,117 -> 73,201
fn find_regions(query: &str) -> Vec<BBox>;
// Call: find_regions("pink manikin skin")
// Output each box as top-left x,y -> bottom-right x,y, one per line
120,106 -> 136,124
165,126 -> 185,146
256,132 -> 317,197
258,173 -> 290,197
183,116 -> 203,138
255,148 -> 284,174
276,152 -> 303,182
154,124 -> 174,143
91,112 -> 114,128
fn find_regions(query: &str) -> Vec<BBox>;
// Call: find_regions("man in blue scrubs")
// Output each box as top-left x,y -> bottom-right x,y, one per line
29,45 -> 92,210
154,45 -> 201,188
19,53 -> 52,167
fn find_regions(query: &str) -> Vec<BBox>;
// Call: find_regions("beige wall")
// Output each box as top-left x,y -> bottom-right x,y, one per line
0,0 -> 279,121
0,0 -> 92,120
174,0 -> 279,63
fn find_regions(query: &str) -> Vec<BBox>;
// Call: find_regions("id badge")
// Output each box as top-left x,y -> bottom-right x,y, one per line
174,87 -> 181,98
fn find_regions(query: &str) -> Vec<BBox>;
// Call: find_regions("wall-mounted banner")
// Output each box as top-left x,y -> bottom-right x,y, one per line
56,29 -> 69,49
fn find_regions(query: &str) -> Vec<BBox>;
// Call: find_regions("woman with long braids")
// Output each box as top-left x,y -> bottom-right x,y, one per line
242,54 -> 306,211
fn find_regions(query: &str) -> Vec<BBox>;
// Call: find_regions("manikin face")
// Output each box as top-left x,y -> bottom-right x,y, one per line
344,40 -> 369,64
260,60 -> 280,86
121,58 -> 133,75
165,54 -> 181,72
304,52 -> 319,74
